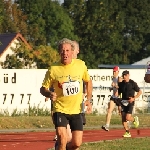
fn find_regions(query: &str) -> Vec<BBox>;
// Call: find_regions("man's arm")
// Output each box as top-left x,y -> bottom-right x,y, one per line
129,82 -> 142,103
40,86 -> 57,101
45,87 -> 54,101
134,82 -> 142,99
84,79 -> 93,102
129,89 -> 142,103
134,89 -> 142,99
40,69 -> 54,98
40,86 -> 51,98
84,79 -> 93,114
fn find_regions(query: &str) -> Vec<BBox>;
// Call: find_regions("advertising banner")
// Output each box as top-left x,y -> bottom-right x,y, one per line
0,69 -> 149,114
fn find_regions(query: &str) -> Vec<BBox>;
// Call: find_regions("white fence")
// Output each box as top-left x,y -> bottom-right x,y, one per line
0,69 -> 150,115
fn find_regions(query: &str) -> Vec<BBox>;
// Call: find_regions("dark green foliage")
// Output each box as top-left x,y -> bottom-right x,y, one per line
63,0 -> 150,68
1,0 -> 150,68
15,0 -> 78,48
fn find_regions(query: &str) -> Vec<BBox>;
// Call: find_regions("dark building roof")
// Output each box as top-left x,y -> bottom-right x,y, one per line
98,64 -> 147,69
0,33 -> 31,57
0,33 -> 17,55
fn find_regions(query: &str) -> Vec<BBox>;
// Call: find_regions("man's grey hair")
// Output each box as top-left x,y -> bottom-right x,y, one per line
58,38 -> 75,51
72,40 -> 79,51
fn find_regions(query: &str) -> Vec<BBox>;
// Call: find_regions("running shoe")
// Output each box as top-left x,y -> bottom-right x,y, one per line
123,132 -> 131,137
101,125 -> 109,131
133,116 -> 139,128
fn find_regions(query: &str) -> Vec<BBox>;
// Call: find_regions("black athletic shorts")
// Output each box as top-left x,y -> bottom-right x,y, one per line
110,97 -> 122,106
121,102 -> 134,114
80,113 -> 86,125
53,112 -> 83,131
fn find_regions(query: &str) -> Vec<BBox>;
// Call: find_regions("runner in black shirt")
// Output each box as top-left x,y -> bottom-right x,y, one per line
118,70 -> 142,137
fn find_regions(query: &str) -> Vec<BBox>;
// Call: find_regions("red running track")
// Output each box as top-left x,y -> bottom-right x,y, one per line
0,128 -> 150,150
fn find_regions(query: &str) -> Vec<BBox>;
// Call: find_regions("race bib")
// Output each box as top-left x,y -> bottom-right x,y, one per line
62,81 -> 80,96
121,100 -> 129,106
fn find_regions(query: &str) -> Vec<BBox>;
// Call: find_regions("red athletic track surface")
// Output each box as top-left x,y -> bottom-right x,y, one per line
0,128 -> 150,150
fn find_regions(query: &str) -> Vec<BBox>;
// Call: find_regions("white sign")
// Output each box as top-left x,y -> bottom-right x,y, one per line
0,69 -> 149,115
88,69 -> 150,113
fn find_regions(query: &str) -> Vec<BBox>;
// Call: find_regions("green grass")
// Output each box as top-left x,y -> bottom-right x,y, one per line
50,138 -> 150,150
0,114 -> 150,129
80,137 -> 150,150
1,114 -> 150,150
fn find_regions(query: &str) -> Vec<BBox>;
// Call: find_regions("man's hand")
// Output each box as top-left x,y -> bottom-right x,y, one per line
128,97 -> 135,103
111,82 -> 119,88
118,106 -> 121,115
50,92 -> 57,101
84,100 -> 92,114
118,77 -> 123,82
118,111 -> 121,115
114,91 -> 118,97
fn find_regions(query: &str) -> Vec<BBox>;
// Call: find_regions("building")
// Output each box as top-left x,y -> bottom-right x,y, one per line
0,33 -> 36,69
132,57 -> 150,66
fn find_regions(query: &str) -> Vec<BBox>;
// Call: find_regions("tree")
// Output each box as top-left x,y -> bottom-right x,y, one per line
15,0 -> 78,47
0,0 -> 4,31
1,42 -> 35,69
33,45 -> 60,69
122,0 -> 150,63
0,0 -> 28,35
63,0 -> 124,68
63,0 -> 150,68
1,42 -> 60,69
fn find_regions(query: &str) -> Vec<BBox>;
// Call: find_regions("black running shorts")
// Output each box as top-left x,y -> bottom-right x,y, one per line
80,113 -> 86,125
110,97 -> 122,106
121,102 -> 134,114
53,112 -> 83,131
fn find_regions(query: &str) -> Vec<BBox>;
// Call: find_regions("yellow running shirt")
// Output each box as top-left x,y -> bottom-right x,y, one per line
42,59 -> 90,114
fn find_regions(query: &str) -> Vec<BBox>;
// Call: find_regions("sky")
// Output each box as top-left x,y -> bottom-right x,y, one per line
57,0 -> 64,4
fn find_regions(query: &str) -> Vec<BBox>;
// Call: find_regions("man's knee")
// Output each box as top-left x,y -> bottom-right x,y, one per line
126,114 -> 132,121
67,135 -> 72,143
107,109 -> 112,114
71,141 -> 82,149
67,140 -> 82,149
69,131 -> 82,149
108,100 -> 115,108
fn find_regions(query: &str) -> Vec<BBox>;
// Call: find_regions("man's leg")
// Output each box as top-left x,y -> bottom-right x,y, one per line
67,124 -> 72,143
126,104 -> 139,128
121,111 -> 130,137
122,112 -> 129,130
122,104 -> 139,137
56,127 -> 68,150
55,125 -> 71,149
102,100 -> 115,131
67,131 -> 83,150
66,114 -> 83,150
122,112 -> 132,138
106,100 -> 116,124
53,112 -> 68,150
51,110 -> 57,141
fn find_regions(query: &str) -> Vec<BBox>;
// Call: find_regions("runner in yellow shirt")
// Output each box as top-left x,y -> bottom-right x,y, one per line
40,38 -> 92,150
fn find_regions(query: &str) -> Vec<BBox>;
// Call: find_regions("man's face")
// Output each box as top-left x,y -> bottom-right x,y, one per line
59,43 -> 73,65
113,71 -> 119,77
122,74 -> 130,80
